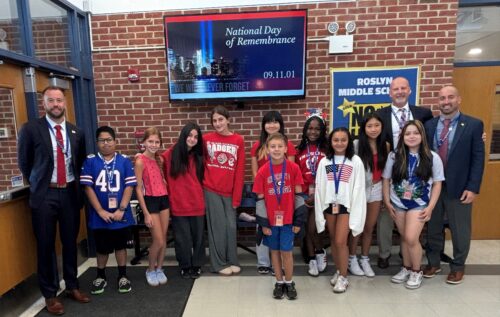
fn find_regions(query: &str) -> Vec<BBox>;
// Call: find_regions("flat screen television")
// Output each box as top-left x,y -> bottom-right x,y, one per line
164,10 -> 307,101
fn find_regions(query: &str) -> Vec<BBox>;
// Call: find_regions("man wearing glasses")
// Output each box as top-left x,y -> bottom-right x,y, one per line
18,86 -> 89,315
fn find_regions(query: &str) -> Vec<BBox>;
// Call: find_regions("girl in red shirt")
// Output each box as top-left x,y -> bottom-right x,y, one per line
134,127 -> 170,286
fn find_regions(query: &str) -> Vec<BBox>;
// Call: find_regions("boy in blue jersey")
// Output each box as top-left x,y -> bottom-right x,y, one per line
80,126 -> 137,295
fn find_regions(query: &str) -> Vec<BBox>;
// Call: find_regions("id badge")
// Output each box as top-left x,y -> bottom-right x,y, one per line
108,193 -> 118,209
331,203 -> 339,214
275,211 -> 284,227
308,184 -> 315,195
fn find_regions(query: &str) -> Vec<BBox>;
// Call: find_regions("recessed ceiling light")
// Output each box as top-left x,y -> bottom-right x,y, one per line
468,48 -> 482,55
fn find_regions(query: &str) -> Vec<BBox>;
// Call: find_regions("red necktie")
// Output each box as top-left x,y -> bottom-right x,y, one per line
437,119 -> 451,168
55,125 -> 67,186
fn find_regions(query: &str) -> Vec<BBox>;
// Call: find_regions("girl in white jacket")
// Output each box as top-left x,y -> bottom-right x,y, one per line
315,127 -> 366,293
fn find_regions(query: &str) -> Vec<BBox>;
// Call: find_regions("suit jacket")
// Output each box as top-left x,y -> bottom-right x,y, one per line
425,114 -> 485,199
18,116 -> 86,208
376,105 -> 433,150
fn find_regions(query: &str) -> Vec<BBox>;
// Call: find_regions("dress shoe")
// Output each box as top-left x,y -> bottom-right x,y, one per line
377,255 -> 390,269
446,271 -> 464,284
66,289 -> 91,303
45,297 -> 64,315
422,265 -> 442,278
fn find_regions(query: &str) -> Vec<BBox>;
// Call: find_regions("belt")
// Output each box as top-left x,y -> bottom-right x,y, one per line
49,181 -> 74,189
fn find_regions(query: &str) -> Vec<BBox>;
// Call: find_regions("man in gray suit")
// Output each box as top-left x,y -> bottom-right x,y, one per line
423,85 -> 485,284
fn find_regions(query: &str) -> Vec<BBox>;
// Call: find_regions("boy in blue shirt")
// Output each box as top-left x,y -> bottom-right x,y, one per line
80,126 -> 137,294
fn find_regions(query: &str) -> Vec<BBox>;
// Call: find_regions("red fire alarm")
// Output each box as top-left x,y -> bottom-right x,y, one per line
127,68 -> 140,82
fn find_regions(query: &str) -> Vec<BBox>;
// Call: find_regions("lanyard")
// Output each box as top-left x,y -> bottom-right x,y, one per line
306,143 -> 320,178
99,152 -> 117,192
435,114 -> 460,149
391,108 -> 408,130
269,159 -> 286,206
333,156 -> 347,195
47,123 -> 69,157
407,153 -> 419,178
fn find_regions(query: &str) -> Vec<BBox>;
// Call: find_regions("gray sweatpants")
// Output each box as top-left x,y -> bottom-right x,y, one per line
204,190 -> 239,272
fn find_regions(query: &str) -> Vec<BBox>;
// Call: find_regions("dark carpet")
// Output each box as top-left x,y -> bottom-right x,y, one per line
36,267 -> 194,317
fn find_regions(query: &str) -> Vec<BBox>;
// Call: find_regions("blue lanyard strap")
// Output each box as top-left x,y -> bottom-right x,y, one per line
306,143 -> 320,178
333,156 -> 347,195
99,152 -> 117,191
47,123 -> 69,157
407,153 -> 419,178
434,114 -> 460,148
391,108 -> 408,130
269,159 -> 286,206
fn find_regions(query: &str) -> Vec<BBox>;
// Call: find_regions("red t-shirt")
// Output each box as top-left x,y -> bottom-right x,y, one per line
250,140 -> 296,169
295,144 -> 326,194
253,160 -> 303,226
372,153 -> 382,183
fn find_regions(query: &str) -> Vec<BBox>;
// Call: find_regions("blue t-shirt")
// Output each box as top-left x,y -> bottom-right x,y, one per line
382,151 -> 444,210
80,153 -> 137,229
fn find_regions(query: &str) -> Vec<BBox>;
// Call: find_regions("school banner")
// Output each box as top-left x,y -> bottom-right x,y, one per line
330,66 -> 421,136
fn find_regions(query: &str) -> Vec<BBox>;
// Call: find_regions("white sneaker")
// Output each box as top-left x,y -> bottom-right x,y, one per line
330,270 -> 339,286
315,249 -> 327,273
333,275 -> 349,293
308,259 -> 319,277
156,268 -> 168,285
391,267 -> 411,284
405,271 -> 423,289
146,270 -> 159,286
348,256 -> 365,276
359,257 -> 375,277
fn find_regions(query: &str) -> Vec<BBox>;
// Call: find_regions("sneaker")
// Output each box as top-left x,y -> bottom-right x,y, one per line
423,266 -> 442,278
180,268 -> 191,279
118,277 -> 132,293
330,270 -> 339,286
359,257 -> 375,278
190,267 -> 201,279
218,267 -> 233,276
348,256 -> 365,276
333,275 -> 349,293
156,268 -> 168,285
391,267 -> 411,284
405,271 -> 423,289
308,259 -> 319,277
284,282 -> 297,300
446,271 -> 464,285
257,266 -> 270,274
315,249 -> 327,273
146,270 -> 159,286
91,278 -> 107,295
230,265 -> 241,274
273,283 -> 285,299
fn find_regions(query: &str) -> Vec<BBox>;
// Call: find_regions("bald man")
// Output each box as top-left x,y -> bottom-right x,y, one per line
423,85 -> 485,284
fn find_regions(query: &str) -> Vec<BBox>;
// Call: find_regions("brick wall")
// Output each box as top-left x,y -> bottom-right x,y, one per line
0,89 -> 21,191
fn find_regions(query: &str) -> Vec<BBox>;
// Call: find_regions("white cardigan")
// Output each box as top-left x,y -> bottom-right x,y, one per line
314,154 -> 367,237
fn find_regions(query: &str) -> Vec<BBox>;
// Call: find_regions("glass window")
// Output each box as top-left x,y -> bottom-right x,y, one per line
0,0 -> 23,53
30,0 -> 71,67
455,6 -> 500,63
0,88 -> 23,192
490,85 -> 500,161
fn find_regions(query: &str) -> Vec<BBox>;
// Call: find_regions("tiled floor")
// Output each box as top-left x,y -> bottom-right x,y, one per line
12,240 -> 500,317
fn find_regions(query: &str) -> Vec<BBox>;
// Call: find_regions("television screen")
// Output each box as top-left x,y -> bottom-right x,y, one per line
164,10 -> 307,101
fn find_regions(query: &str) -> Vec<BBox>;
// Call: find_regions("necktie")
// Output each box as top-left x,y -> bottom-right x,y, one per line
438,119 -> 451,168
55,125 -> 67,186
399,108 -> 407,128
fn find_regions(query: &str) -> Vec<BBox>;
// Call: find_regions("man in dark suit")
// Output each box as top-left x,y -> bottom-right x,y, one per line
423,85 -> 485,284
374,77 -> 433,269
18,86 -> 90,315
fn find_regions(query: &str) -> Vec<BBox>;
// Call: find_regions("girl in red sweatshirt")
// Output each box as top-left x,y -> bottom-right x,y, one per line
203,106 -> 245,275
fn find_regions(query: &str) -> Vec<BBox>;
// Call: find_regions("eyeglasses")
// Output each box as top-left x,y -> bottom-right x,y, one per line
46,98 -> 65,104
97,138 -> 114,144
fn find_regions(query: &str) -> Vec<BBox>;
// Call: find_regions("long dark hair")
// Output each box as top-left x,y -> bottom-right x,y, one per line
358,112 -> 388,172
391,120 -> 433,183
256,111 -> 285,161
170,122 -> 204,183
326,127 -> 355,160
296,116 -> 328,152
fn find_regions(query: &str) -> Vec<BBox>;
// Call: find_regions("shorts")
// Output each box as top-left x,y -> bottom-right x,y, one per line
324,203 -> 348,215
394,205 -> 427,213
93,227 -> 131,254
263,225 -> 294,251
144,195 -> 169,213
367,181 -> 382,203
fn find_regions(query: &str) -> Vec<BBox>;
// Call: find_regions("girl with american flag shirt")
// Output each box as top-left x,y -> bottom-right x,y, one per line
314,127 -> 366,294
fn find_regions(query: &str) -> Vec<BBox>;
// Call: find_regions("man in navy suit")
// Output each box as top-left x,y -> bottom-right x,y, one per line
18,86 -> 90,315
423,85 -> 485,284
374,77 -> 433,270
